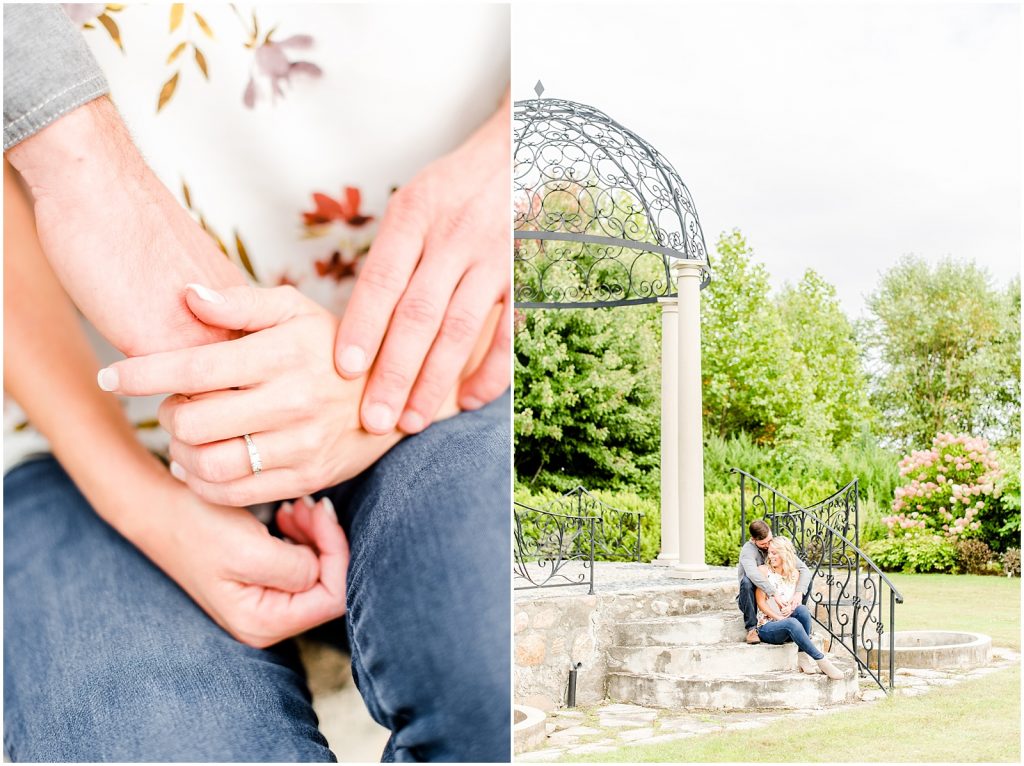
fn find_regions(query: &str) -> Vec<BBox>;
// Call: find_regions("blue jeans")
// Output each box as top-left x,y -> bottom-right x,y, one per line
756,605 -> 823,659
3,393 -> 510,762
737,576 -> 758,631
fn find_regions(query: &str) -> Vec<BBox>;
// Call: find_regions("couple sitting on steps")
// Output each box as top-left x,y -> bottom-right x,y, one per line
736,520 -> 845,680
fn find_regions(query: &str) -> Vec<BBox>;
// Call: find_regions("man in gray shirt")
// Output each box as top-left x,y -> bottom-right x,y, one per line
736,519 -> 812,643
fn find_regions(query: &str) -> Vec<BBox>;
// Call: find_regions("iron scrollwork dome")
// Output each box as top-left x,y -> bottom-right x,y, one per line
514,93 -> 710,308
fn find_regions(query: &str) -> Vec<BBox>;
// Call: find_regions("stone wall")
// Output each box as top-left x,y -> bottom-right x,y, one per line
514,577 -> 738,710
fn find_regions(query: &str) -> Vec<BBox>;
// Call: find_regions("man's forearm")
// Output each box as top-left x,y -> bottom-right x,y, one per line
3,160 -> 175,542
6,97 -> 248,357
740,552 -> 774,596
796,559 -> 812,595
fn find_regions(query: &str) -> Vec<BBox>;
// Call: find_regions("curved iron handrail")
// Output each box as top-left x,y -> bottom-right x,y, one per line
514,502 -> 597,594
513,487 -> 644,595
732,468 -> 904,691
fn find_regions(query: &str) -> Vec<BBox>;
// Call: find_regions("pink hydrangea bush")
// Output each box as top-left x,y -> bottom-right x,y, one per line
885,433 -> 1003,540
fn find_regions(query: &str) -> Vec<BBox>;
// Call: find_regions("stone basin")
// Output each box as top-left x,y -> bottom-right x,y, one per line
513,704 -> 547,754
873,630 -> 991,672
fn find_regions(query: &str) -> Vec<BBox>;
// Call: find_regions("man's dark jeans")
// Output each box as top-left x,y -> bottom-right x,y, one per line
737,575 -> 758,631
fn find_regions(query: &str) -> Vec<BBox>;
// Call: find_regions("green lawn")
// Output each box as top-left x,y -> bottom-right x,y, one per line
561,573 -> 1021,763
887,573 -> 1020,651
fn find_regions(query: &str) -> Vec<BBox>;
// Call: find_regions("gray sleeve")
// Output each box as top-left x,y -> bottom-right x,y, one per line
3,4 -> 109,150
796,556 -> 812,595
739,545 -> 774,596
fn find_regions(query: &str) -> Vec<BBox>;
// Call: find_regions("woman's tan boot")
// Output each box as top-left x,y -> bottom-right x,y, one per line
797,652 -> 820,674
816,656 -> 845,680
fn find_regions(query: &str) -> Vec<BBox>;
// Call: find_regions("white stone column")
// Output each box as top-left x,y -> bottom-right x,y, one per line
654,297 -> 679,565
675,260 -> 709,574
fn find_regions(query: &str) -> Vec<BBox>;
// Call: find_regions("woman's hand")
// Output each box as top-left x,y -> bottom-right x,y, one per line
96,283 -> 457,506
138,488 -> 347,648
332,91 -> 511,435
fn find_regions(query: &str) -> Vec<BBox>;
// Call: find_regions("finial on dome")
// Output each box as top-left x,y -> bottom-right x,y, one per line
534,80 -> 545,98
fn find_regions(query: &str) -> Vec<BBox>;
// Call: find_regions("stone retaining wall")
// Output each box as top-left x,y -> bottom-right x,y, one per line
514,574 -> 738,710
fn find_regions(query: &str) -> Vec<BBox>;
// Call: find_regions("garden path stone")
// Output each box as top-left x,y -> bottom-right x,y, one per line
619,727 -> 656,742
567,742 -> 618,755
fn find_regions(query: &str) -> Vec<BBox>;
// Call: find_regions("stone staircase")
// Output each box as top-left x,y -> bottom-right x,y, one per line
605,582 -> 860,710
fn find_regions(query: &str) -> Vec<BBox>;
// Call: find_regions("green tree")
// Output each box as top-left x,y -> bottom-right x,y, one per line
861,257 -> 1020,450
777,269 -> 873,444
700,230 -> 814,446
514,304 -> 662,491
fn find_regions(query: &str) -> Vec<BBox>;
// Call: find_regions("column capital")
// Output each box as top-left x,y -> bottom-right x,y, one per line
672,258 -> 708,277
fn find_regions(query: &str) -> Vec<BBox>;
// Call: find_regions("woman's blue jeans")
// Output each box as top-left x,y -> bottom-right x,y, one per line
3,393 -> 510,763
756,605 -> 824,660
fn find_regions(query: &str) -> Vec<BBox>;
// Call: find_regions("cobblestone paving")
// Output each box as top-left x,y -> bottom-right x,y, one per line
518,647 -> 1021,761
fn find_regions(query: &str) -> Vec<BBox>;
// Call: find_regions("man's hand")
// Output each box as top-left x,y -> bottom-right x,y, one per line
332,92 -> 511,435
5,97 -> 247,357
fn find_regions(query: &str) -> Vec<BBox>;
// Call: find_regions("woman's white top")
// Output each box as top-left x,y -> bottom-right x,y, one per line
4,3 -> 509,472
756,569 -> 798,627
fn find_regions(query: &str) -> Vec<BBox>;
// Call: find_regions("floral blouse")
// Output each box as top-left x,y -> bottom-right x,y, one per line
3,3 -> 509,471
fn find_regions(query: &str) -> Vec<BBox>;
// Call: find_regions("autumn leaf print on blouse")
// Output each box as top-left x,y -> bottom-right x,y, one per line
158,4 -> 215,112
302,188 -> 375,228
64,3 -> 126,53
240,9 -> 322,109
275,187 -> 377,290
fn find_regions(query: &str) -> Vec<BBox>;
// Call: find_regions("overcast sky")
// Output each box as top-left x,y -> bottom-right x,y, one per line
513,2 -> 1021,319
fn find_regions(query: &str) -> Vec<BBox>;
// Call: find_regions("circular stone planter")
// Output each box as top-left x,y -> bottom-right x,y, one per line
874,631 -> 992,672
513,704 -> 547,754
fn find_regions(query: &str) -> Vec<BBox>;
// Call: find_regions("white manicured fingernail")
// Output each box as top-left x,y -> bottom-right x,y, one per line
338,346 -> 367,374
301,495 -> 316,508
320,496 -> 337,522
97,367 -> 119,392
461,396 -> 484,410
401,410 -> 427,433
169,461 -> 187,481
185,283 -> 226,304
364,403 -> 394,431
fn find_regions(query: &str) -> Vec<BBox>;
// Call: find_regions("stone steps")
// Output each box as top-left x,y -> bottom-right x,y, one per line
607,658 -> 861,710
608,602 -> 853,710
607,642 -> 798,677
616,610 -> 746,646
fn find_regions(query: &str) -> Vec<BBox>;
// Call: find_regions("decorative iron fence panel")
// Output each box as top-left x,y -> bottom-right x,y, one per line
733,468 -> 903,691
513,487 -> 643,594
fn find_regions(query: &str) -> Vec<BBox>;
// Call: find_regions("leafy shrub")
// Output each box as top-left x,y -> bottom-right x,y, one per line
980,445 -> 1021,552
1001,548 -> 1021,577
705,492 -> 742,566
955,539 -> 993,575
864,535 -> 956,573
513,484 -> 661,563
887,433 -> 1002,540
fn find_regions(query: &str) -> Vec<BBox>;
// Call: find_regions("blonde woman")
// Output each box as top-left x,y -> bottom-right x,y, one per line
754,537 -> 845,680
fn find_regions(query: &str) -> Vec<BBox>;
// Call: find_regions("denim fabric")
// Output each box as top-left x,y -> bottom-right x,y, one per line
3,4 -> 109,150
3,392 -> 510,762
756,605 -> 823,659
736,575 -> 758,631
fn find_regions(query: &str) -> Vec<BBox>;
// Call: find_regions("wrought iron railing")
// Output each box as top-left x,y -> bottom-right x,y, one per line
732,468 -> 904,692
514,486 -> 643,595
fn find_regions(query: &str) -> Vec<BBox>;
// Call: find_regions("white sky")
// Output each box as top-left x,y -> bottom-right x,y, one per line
513,2 -> 1021,319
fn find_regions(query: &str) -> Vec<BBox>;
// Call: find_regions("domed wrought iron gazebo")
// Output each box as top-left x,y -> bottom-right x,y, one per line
514,84 -> 712,573
514,85 -> 709,308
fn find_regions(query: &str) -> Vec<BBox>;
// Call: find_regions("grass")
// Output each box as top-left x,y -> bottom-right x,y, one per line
564,666 -> 1020,762
560,573 -> 1021,763
886,573 -> 1020,651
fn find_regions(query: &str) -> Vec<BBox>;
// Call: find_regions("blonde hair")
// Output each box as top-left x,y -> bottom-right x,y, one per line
769,537 -> 800,582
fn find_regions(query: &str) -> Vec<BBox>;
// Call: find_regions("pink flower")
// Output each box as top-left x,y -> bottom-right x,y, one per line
244,34 -> 322,108
62,3 -> 105,24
